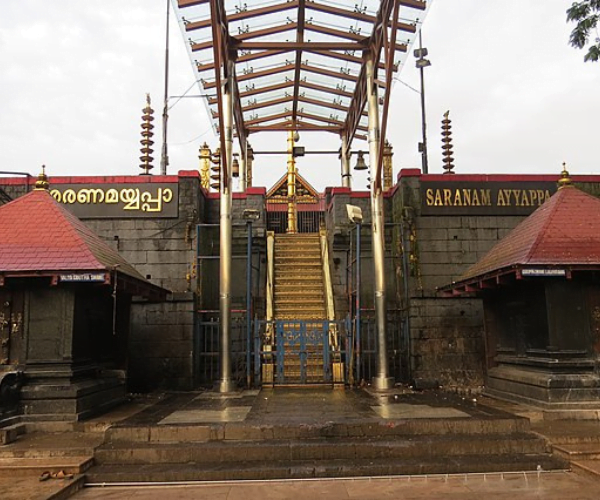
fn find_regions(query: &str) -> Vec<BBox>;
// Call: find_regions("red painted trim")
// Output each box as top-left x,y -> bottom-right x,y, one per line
397,168 -> 422,179
328,187 -> 352,195
48,175 -> 181,185
419,173 -> 600,183
177,170 -> 200,178
1,173 -> 195,186
0,177 -> 34,185
246,187 -> 266,195
350,191 -> 370,198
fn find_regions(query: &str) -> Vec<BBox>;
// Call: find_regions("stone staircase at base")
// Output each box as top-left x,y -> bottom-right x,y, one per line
86,418 -> 568,483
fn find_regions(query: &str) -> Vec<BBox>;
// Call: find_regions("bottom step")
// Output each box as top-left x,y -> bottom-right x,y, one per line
571,459 -> 600,479
0,456 -> 94,478
0,474 -> 85,500
86,454 -> 568,483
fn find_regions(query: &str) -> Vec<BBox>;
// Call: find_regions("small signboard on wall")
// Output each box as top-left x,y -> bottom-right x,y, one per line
521,269 -> 566,277
59,273 -> 107,283
49,183 -> 179,218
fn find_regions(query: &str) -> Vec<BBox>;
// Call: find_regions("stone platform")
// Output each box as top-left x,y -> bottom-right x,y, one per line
86,387 -> 567,483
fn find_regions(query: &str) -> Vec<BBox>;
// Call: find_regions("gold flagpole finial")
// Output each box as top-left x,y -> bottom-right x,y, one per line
34,164 -> 49,190
558,162 -> 573,189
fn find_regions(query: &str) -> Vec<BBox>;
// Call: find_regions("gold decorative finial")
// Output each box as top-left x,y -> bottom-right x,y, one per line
34,164 -> 49,190
382,139 -> 393,190
139,93 -> 155,175
198,142 -> 211,190
558,162 -> 573,189
210,147 -> 221,192
441,111 -> 455,175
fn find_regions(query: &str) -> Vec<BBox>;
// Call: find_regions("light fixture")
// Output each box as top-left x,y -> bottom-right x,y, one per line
416,58 -> 431,69
353,151 -> 368,171
346,204 -> 363,224
243,209 -> 260,221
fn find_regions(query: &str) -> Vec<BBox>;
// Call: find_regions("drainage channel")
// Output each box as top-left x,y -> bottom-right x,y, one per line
84,468 -> 572,489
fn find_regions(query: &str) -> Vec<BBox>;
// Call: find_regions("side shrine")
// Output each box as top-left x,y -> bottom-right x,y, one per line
3,163 -> 600,421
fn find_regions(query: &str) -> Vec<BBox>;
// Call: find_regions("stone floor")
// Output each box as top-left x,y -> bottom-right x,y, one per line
74,471 -> 600,499
112,387 -> 506,428
2,388 -> 600,499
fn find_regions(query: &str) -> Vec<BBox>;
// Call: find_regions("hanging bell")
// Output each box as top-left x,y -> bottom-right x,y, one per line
232,157 -> 240,178
353,151 -> 368,171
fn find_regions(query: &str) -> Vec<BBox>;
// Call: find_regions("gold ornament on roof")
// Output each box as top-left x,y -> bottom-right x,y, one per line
198,142 -> 211,190
558,162 -> 573,189
139,94 -> 155,175
441,110 -> 455,175
383,140 -> 393,190
34,165 -> 49,191
210,147 -> 221,192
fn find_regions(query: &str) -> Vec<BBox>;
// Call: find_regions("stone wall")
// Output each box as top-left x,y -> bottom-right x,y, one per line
326,188 -> 396,320
387,170 -> 600,391
1,172 -> 204,391
128,293 -> 195,391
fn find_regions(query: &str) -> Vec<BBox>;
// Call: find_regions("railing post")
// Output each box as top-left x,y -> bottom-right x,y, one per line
356,222 -> 362,384
254,318 -> 261,383
246,220 -> 252,388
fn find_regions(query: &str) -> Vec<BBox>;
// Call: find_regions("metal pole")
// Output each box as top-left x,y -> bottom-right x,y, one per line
356,222 -> 361,384
160,0 -> 170,175
240,141 -> 247,192
341,134 -> 351,188
366,56 -> 394,391
246,220 -> 252,387
418,31 -> 429,175
219,60 -> 235,393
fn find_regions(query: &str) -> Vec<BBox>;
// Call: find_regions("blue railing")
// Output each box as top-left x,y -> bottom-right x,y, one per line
195,314 -> 399,388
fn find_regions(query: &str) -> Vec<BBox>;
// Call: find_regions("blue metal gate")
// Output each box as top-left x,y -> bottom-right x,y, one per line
254,319 -> 351,385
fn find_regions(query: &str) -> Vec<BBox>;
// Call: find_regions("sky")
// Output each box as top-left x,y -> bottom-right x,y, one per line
0,1 -> 598,191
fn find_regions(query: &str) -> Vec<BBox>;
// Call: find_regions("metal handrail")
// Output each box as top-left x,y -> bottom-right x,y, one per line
265,231 -> 275,325
319,228 -> 339,351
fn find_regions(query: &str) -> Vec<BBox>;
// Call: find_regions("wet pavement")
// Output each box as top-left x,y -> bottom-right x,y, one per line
73,471 -> 600,499
111,387 -> 511,428
1,388 -> 600,498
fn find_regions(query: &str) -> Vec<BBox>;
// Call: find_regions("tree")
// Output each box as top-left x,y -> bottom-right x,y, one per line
567,1 -> 600,62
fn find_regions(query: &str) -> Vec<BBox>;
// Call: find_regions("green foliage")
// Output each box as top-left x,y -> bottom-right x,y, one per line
567,1 -> 600,61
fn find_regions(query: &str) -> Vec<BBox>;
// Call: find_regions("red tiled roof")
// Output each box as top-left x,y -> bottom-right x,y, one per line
459,186 -> 600,282
0,188 -> 144,281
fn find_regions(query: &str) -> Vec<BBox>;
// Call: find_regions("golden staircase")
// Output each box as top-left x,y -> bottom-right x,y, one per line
273,233 -> 327,383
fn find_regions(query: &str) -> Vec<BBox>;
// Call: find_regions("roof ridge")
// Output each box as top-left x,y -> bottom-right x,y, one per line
522,188 -> 564,263
0,190 -> 145,281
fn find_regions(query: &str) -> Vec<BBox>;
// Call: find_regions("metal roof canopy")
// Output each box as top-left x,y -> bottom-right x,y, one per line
174,0 -> 428,189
